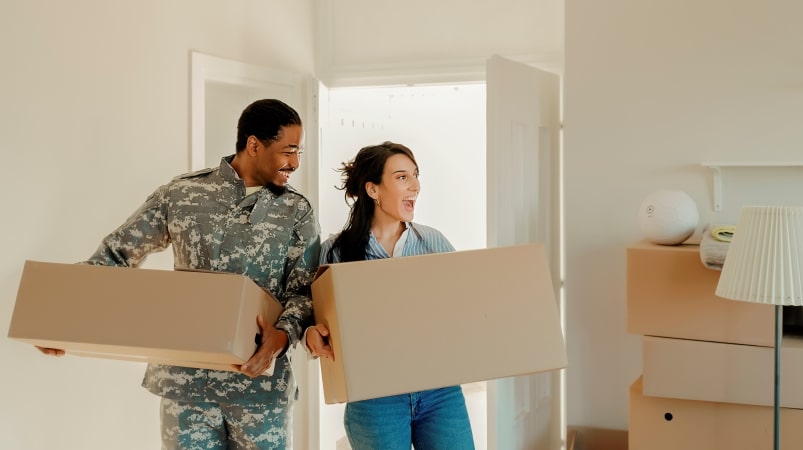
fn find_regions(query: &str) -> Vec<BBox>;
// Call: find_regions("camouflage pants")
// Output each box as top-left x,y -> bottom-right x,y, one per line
160,397 -> 292,450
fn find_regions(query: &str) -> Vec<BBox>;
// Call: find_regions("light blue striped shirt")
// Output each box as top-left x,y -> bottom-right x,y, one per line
321,222 -> 454,264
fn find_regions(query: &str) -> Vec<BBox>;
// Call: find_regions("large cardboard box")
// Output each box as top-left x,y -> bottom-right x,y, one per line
627,241 -> 774,346
629,375 -> 803,450
311,243 -> 568,404
8,261 -> 283,371
642,335 -> 803,409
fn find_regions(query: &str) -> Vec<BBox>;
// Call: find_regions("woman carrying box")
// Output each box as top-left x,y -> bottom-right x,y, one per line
305,141 -> 475,450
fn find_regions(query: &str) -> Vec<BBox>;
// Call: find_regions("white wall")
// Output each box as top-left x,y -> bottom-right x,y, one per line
564,0 -> 803,429
0,1 -> 315,449
315,0 -> 564,86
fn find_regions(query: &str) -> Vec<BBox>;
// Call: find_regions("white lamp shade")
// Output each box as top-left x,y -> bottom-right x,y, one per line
716,206 -> 803,306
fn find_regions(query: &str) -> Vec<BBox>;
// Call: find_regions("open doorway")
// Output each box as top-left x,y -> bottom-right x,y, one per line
315,82 -> 488,450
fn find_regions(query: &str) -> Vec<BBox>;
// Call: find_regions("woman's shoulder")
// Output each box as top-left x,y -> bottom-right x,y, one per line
409,222 -> 445,238
321,232 -> 341,248
409,223 -> 454,251
319,232 -> 342,264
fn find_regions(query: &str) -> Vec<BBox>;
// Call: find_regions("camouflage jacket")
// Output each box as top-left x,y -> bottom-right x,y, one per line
86,156 -> 321,405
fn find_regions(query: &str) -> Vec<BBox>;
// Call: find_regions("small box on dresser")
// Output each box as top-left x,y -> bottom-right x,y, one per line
627,241 -> 774,346
642,335 -> 803,409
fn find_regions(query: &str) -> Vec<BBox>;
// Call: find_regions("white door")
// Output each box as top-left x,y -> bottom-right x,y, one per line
486,54 -> 563,450
301,78 -> 352,450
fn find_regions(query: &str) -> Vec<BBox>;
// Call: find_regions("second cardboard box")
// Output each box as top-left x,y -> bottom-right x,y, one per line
311,243 -> 568,404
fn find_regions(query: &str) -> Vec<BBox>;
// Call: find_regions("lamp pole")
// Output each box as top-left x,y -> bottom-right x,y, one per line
774,304 -> 782,450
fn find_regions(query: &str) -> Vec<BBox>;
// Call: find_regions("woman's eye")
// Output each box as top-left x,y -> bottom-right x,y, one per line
399,175 -> 407,181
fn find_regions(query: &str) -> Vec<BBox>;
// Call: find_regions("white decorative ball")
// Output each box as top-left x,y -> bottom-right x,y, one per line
638,190 -> 700,245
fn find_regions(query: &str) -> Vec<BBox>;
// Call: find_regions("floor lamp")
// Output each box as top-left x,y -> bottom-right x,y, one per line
715,205 -> 803,450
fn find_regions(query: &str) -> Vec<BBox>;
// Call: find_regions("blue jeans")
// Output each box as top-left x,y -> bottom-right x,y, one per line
344,386 -> 475,450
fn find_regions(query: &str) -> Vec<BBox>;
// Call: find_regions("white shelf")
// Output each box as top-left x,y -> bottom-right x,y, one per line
701,162 -> 803,212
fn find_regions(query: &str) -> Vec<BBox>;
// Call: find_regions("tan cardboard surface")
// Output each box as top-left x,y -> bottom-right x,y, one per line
642,335 -> 803,409
8,261 -> 283,371
567,426 -> 628,450
629,376 -> 803,450
312,243 -> 568,404
627,241 -> 774,346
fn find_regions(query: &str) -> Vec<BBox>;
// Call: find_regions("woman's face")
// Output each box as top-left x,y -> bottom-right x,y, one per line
368,153 -> 420,223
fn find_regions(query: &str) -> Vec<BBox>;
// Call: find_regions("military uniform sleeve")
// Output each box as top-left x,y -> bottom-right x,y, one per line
84,184 -> 171,267
274,199 -> 321,347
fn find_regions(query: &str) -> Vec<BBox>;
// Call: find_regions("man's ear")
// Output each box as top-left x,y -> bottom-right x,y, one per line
247,136 -> 260,155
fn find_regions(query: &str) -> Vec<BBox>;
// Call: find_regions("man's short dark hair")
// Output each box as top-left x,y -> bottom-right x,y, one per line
235,99 -> 302,152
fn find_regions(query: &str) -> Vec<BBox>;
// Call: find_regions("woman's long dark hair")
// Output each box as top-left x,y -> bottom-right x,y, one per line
327,141 -> 417,263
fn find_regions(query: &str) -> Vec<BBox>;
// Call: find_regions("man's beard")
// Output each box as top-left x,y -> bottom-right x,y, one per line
266,182 -> 288,195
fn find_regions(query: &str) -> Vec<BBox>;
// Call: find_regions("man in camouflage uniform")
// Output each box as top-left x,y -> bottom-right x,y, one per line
38,99 -> 320,449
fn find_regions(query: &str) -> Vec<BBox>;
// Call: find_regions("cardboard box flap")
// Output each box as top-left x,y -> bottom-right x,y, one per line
312,264 -> 332,280
310,267 -> 349,400
176,266 -> 282,305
